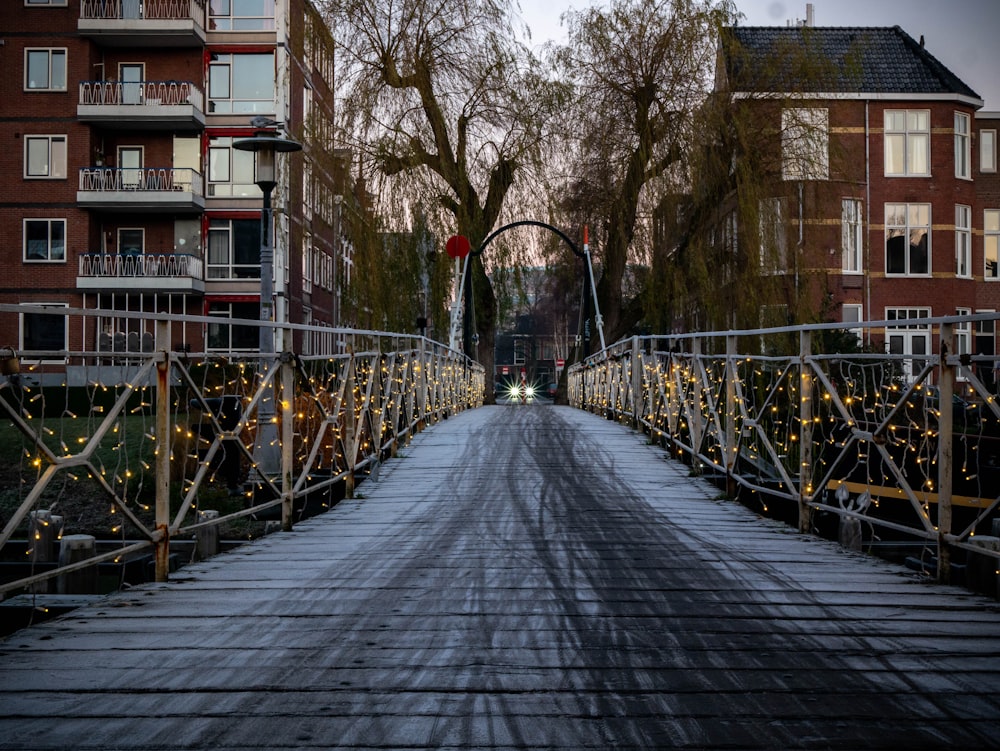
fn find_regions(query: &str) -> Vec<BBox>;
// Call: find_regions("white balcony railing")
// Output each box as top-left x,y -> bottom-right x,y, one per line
79,167 -> 203,195
78,252 -> 203,280
79,80 -> 204,111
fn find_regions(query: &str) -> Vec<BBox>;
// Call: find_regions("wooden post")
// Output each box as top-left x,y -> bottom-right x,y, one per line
57,535 -> 98,594
195,510 -> 219,560
631,336 -> 642,429
938,322 -> 954,583
799,329 -> 814,534
28,510 -> 62,563
154,319 -> 171,583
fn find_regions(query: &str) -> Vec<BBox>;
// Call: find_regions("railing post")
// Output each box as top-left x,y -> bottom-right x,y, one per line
344,346 -> 357,498
938,322 -> 955,583
280,351 -> 295,532
631,336 -> 642,429
725,335 -> 738,499
798,329 -> 814,534
154,319 -> 172,582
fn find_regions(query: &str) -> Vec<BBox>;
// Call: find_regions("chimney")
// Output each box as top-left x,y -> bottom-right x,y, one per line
806,3 -> 815,27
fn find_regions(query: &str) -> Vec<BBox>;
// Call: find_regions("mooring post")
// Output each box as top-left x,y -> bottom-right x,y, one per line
154,319 -> 171,582
938,322 -> 955,583
798,329 -> 814,534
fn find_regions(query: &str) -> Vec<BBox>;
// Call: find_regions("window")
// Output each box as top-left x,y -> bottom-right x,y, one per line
782,108 -> 829,180
886,308 -> 930,382
208,218 -> 261,279
842,304 -> 863,343
209,0 -> 276,30
956,307 -> 972,380
885,203 -> 930,276
956,205 -> 971,278
982,129 -> 997,173
884,110 -> 930,176
302,233 -> 313,294
842,198 -> 863,273
25,48 -> 66,91
207,300 -> 259,352
118,228 -> 144,255
26,0 -> 68,6
758,198 -> 786,273
208,136 -> 260,197
24,135 -> 67,179
955,112 -> 971,179
987,210 -> 1000,281
23,219 -> 66,262
208,53 -> 275,114
20,304 -> 68,364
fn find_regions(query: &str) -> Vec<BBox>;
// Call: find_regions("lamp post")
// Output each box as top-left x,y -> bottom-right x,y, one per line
233,118 -> 302,485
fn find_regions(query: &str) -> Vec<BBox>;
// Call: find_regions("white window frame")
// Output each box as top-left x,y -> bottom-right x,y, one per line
208,0 -> 276,31
842,303 -> 863,344
842,198 -> 863,274
23,218 -> 66,262
986,209 -> 1000,281
885,203 -> 931,277
207,136 -> 261,197
208,52 -> 276,115
207,300 -> 259,353
884,109 -> 930,177
956,205 -> 971,278
886,307 -> 931,383
207,218 -> 262,280
19,303 -> 68,364
955,112 -> 971,179
782,108 -> 829,181
981,129 -> 997,173
759,198 -> 786,274
24,134 -> 67,179
24,47 -> 67,91
956,307 -> 972,380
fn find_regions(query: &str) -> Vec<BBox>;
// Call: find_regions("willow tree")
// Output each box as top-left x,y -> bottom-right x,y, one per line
323,0 -> 560,399
548,0 -> 736,342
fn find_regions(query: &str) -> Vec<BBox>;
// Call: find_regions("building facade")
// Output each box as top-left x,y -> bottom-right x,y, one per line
696,24 -> 995,382
0,0 -> 346,364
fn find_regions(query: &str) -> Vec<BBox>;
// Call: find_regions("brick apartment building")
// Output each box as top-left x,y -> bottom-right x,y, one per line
0,0 -> 348,362
693,23 -> 998,382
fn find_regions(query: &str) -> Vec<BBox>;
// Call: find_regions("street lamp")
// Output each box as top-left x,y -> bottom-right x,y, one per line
233,118 -> 302,486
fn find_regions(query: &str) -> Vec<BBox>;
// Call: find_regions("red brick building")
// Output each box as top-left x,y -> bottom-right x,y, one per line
706,24 -> 995,379
0,0 -> 345,363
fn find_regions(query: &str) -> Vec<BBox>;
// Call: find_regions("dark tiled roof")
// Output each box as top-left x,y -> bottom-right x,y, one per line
723,26 -> 980,100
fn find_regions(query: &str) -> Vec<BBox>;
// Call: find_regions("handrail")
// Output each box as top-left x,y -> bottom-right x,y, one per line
78,252 -> 203,279
78,80 -> 204,110
78,167 -> 203,195
0,305 -> 483,597
568,314 -> 1000,584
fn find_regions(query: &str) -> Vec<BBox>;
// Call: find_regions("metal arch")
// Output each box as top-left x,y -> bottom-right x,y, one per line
462,219 -> 605,359
472,220 -> 586,258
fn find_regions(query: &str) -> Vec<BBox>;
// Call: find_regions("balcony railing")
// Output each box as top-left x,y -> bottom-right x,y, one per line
79,167 -> 203,194
79,0 -> 206,46
79,80 -> 204,110
80,0 -> 205,21
79,252 -> 203,279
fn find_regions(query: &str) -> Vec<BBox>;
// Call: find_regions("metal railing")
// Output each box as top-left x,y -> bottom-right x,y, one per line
79,167 -> 203,195
79,80 -> 204,111
568,315 -> 1000,583
0,305 -> 484,598
80,0 -> 205,21
78,252 -> 203,280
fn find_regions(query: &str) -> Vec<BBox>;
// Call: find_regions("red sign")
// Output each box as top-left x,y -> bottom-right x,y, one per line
556,359 -> 565,368
445,235 -> 471,259
502,366 -> 509,374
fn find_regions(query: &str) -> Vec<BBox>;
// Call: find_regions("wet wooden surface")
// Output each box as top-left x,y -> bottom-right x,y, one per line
1,406 -> 999,749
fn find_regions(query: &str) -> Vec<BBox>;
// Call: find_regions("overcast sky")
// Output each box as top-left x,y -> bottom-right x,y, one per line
520,0 -> 1000,109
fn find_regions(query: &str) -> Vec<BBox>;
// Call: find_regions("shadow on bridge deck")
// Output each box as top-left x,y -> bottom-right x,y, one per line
1,405 -> 999,750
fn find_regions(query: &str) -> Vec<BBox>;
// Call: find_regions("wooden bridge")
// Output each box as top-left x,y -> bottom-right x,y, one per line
1,405 -> 999,750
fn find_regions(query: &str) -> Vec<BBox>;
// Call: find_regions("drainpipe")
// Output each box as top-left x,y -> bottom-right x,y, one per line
865,100 -> 872,346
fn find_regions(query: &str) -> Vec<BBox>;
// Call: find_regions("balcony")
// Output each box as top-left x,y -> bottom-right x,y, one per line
78,0 -> 207,48
77,252 -> 205,294
77,167 -> 205,213
78,81 -> 206,131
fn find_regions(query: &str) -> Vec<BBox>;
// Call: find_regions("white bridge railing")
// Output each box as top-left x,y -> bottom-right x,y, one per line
0,306 -> 483,598
569,315 -> 1000,584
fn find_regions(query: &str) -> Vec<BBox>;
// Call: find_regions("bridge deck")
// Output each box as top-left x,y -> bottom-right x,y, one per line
1,406 -> 999,750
